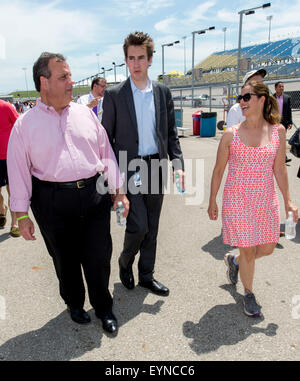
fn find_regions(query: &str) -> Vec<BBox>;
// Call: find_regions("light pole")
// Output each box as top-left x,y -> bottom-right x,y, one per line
191,26 -> 215,105
96,53 -> 100,74
182,36 -> 187,75
161,40 -> 180,82
236,3 -> 271,92
101,67 -> 112,80
22,67 -> 29,98
222,27 -> 227,52
112,62 -> 125,84
267,15 -> 273,43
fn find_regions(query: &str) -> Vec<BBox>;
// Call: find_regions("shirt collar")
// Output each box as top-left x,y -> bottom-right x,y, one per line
130,77 -> 153,94
37,98 -> 71,113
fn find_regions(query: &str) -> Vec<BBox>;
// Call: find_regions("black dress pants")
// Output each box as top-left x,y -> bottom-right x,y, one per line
121,161 -> 164,282
30,176 -> 113,314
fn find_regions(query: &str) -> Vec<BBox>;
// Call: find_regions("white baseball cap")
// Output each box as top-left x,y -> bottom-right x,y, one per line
242,69 -> 267,85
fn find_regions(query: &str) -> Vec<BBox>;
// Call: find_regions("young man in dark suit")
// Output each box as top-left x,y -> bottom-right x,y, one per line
274,81 -> 293,163
102,31 -> 184,296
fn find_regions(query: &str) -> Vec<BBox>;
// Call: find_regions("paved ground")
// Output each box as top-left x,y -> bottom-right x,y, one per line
0,109 -> 300,362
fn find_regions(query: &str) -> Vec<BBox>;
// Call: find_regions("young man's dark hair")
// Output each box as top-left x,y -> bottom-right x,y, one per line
33,52 -> 66,92
123,31 -> 154,59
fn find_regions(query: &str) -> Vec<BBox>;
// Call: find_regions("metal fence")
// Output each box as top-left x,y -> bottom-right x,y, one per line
170,77 -> 300,111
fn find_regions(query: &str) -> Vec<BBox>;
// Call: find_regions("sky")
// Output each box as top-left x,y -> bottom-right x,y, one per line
1,0 -> 300,94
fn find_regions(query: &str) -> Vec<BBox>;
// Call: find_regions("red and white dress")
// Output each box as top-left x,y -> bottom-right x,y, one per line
222,125 -> 280,247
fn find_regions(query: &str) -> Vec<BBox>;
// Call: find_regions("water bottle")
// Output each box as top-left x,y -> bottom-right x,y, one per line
285,211 -> 296,240
116,201 -> 126,226
175,173 -> 185,194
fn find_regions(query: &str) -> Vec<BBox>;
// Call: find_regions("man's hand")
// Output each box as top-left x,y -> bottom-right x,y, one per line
87,97 -> 101,109
113,193 -> 130,218
16,214 -> 36,241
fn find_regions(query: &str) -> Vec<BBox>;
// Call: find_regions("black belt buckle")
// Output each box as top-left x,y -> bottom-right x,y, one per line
139,154 -> 158,161
76,180 -> 85,189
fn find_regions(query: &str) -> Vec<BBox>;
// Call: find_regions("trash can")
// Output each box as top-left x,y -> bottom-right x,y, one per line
192,110 -> 202,135
174,108 -> 183,128
200,112 -> 217,137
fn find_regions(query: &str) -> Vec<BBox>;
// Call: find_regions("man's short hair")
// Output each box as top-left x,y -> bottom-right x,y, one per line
33,52 -> 66,92
275,81 -> 283,88
123,31 -> 154,59
91,77 -> 106,90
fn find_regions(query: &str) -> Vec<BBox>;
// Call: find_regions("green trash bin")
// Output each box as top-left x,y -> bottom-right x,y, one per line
200,112 -> 217,137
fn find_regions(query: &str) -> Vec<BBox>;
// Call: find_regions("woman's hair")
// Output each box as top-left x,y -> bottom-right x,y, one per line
242,81 -> 281,125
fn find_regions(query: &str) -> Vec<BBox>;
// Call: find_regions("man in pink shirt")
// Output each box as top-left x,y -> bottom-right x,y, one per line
0,99 -> 20,237
7,52 -> 129,334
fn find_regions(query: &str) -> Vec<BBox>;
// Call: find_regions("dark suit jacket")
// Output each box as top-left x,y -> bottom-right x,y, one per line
102,78 -> 184,175
274,93 -> 293,129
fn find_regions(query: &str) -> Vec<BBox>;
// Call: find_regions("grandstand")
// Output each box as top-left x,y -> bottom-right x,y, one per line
167,36 -> 300,87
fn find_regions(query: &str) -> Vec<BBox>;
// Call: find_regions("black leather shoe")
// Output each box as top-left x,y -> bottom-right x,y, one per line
138,279 -> 169,296
96,311 -> 118,334
119,257 -> 135,290
67,306 -> 91,324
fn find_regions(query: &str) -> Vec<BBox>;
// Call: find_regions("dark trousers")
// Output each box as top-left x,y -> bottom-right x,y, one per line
30,176 -> 113,314
121,161 -> 164,281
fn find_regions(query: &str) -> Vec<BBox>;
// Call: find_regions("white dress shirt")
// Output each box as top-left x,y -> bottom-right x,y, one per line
226,103 -> 245,128
77,92 -> 104,122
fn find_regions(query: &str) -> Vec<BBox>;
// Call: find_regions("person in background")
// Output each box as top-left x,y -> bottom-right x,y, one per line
226,69 -> 267,128
274,81 -> 293,163
0,99 -> 20,237
7,52 -> 129,335
77,77 -> 107,123
208,81 -> 297,317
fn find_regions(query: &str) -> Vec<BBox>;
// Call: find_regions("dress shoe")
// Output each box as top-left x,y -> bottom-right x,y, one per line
286,157 -> 292,163
119,257 -> 135,290
96,311 -> 118,334
138,279 -> 169,296
67,306 -> 91,324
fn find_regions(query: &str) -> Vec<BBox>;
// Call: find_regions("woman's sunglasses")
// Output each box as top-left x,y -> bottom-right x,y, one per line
237,93 -> 258,102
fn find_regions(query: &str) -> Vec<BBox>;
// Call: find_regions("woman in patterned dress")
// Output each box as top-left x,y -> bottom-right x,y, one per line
208,81 -> 298,317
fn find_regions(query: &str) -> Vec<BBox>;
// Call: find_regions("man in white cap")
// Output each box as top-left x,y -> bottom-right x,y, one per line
226,69 -> 267,128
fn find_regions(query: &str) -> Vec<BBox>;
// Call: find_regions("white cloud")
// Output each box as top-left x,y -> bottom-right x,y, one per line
154,1 -> 216,35
112,0 -> 174,17
184,1 -> 215,23
155,17 -> 177,33
0,0 -> 106,92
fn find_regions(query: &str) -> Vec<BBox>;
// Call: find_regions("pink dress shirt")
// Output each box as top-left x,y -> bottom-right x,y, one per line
7,99 -> 123,212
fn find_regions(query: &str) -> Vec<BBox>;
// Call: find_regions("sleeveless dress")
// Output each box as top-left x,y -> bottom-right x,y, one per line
222,125 -> 280,247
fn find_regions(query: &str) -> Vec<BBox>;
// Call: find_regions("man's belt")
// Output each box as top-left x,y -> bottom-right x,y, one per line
137,153 -> 160,161
32,173 -> 100,189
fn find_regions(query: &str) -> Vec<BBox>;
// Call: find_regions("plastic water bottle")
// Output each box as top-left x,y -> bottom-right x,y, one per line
175,173 -> 185,194
116,201 -> 126,226
285,211 -> 296,240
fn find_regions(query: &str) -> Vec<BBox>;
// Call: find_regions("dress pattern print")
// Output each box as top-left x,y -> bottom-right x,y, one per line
222,125 -> 280,247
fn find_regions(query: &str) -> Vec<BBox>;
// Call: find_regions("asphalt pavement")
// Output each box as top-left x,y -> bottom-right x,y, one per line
0,108 -> 300,361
